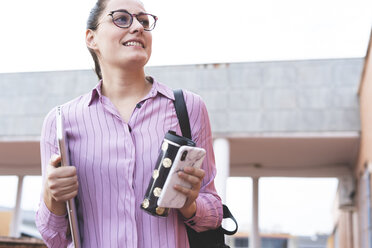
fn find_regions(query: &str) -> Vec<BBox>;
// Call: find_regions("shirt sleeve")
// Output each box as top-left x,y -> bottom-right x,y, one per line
182,91 -> 223,232
35,107 -> 72,247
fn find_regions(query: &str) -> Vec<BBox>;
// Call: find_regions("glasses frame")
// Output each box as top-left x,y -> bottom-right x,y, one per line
108,10 -> 158,31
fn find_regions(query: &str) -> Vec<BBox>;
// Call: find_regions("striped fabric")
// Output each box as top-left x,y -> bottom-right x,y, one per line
35,78 -> 223,248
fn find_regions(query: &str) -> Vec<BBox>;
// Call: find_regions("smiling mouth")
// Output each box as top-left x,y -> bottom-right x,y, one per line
123,41 -> 144,48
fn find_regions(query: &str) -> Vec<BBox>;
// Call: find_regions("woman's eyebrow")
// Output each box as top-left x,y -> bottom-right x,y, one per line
111,8 -> 146,15
111,8 -> 129,12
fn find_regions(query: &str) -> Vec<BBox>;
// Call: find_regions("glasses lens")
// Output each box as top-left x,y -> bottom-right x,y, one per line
112,11 -> 132,27
137,14 -> 156,30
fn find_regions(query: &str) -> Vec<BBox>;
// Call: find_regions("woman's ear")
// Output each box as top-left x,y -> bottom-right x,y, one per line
86,29 -> 97,50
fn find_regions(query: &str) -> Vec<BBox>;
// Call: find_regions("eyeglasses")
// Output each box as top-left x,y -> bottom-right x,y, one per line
108,10 -> 158,31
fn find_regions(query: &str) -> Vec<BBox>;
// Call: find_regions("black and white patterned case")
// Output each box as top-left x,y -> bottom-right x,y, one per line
157,145 -> 206,208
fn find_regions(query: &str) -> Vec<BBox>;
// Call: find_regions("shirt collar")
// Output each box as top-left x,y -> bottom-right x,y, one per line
87,77 -> 175,107
148,76 -> 175,101
88,80 -> 103,106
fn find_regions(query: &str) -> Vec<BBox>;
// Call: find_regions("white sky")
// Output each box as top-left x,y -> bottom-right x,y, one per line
227,177 -> 339,236
0,0 -> 371,73
0,0 -> 370,237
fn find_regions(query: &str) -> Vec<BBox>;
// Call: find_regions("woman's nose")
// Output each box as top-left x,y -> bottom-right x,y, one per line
130,17 -> 144,33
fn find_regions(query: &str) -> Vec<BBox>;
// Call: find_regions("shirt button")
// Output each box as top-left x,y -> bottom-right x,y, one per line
136,103 -> 142,108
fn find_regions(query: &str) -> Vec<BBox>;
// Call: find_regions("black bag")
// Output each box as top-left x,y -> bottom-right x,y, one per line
173,89 -> 238,248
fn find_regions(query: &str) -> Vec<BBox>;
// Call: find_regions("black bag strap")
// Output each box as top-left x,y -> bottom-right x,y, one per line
172,89 -> 238,237
222,205 -> 238,235
173,89 -> 192,140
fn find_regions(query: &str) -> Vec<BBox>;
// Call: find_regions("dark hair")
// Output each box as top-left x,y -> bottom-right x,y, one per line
86,0 -> 109,80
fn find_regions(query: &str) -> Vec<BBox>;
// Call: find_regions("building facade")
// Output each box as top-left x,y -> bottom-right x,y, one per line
0,37 -> 370,246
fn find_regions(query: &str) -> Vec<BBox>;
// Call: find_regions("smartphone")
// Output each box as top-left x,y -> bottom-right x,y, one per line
56,106 -> 81,248
157,145 -> 206,208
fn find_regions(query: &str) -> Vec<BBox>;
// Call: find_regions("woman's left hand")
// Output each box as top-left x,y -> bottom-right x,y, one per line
174,166 -> 205,219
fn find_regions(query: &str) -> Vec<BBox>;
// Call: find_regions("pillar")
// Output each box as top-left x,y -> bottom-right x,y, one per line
213,138 -> 230,203
10,175 -> 24,237
250,177 -> 261,248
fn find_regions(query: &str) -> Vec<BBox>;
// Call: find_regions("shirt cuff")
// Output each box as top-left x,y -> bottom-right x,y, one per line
183,197 -> 205,228
38,200 -> 69,233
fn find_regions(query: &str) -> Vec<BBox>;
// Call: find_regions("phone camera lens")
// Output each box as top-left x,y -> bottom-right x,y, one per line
181,151 -> 188,161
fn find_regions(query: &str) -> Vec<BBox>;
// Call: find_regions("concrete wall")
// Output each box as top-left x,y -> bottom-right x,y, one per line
337,211 -> 354,248
147,59 -> 363,134
357,40 -> 372,175
355,32 -> 372,248
0,58 -> 363,138
0,71 -> 97,138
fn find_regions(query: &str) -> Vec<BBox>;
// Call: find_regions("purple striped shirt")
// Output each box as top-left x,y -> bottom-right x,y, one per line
36,78 -> 223,248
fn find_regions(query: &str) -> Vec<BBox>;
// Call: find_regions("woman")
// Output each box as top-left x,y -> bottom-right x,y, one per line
35,0 -> 223,247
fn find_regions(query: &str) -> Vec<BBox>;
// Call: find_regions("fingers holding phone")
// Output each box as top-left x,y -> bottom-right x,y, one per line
174,166 -> 205,219
174,166 -> 205,209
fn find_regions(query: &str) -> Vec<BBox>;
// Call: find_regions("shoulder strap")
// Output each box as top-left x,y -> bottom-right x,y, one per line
173,89 -> 192,140
173,89 -> 238,236
222,205 -> 238,235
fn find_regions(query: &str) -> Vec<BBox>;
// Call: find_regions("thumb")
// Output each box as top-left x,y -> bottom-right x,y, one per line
49,154 -> 62,168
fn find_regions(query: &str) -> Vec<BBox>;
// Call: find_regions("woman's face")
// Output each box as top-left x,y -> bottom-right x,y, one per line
89,0 -> 153,70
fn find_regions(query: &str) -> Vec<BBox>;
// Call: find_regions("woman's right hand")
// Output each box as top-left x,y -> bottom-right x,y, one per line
43,154 -> 79,216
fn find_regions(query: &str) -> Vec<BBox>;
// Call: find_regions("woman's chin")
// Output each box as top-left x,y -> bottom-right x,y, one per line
120,56 -> 150,69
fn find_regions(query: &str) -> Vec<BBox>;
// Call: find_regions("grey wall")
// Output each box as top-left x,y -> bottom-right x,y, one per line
0,58 -> 363,138
148,58 -> 363,133
0,70 -> 97,138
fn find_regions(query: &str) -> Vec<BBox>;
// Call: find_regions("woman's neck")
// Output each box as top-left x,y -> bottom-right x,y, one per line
100,66 -> 151,102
